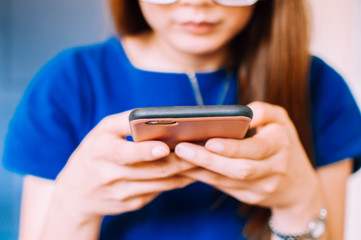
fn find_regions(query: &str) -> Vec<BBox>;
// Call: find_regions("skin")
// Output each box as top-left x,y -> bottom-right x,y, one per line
20,1 -> 352,239
124,0 -> 254,72
176,102 -> 328,236
175,102 -> 352,239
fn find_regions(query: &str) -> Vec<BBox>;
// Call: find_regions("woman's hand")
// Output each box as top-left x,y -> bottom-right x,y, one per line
43,111 -> 195,238
175,102 -> 325,231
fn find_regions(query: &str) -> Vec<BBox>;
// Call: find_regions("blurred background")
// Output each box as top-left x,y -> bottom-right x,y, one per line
0,0 -> 360,239
0,0 -> 110,238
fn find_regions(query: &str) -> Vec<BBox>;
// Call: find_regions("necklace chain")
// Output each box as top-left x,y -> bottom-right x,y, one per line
186,71 -> 232,106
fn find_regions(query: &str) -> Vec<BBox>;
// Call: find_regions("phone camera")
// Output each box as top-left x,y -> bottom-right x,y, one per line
145,120 -> 178,125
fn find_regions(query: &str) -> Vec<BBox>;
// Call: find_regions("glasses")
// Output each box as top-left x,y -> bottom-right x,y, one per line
139,0 -> 259,7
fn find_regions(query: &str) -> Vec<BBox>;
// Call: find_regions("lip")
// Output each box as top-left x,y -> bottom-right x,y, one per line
180,21 -> 217,34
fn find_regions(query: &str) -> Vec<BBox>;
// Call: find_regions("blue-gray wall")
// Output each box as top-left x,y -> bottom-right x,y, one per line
0,0 -> 110,239
0,0 -> 10,88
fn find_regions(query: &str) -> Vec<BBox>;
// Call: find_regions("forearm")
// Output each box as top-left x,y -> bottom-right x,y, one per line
40,195 -> 103,240
269,159 -> 351,240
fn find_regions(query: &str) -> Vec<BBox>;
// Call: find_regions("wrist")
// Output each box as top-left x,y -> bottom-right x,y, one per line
269,207 -> 327,240
42,197 -> 103,240
270,173 -> 325,234
46,188 -> 103,230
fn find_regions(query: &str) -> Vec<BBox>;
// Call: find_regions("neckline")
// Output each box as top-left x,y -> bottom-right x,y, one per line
109,36 -> 230,77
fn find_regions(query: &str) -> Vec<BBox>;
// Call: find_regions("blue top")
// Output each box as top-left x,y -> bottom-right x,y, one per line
3,37 -> 361,239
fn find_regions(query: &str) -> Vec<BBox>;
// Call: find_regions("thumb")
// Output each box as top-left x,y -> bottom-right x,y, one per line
247,101 -> 290,129
96,110 -> 132,137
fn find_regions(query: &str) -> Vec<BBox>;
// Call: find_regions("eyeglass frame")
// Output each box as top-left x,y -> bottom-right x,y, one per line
139,0 -> 259,7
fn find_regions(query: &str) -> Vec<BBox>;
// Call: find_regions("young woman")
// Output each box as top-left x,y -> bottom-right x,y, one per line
3,0 -> 361,239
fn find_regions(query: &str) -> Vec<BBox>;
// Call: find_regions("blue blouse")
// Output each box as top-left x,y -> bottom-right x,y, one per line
3,37 -> 361,239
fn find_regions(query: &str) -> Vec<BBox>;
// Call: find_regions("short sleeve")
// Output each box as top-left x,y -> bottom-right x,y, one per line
2,50 -> 91,180
310,57 -> 361,167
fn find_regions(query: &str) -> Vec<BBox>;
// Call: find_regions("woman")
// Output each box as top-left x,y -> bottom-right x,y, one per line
3,0 -> 361,239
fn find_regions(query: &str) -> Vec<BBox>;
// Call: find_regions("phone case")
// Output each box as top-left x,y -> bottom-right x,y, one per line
129,105 -> 253,148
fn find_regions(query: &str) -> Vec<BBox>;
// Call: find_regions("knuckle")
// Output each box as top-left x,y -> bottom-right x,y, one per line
97,172 -> 113,185
252,143 -> 270,159
204,154 -> 220,168
256,105 -> 267,120
236,165 -> 254,179
169,178 -> 188,189
266,122 -> 284,135
268,156 -> 287,176
139,146 -> 156,162
96,115 -> 112,130
208,172 -> 224,184
85,136 -> 119,163
201,160 -> 213,169
115,191 -> 128,202
275,105 -> 289,118
152,160 -> 173,178
225,142 -> 241,157
262,175 -> 283,195
280,139 -> 292,152
245,193 -> 264,205
278,163 -> 289,177
97,167 -> 119,185
94,147 -> 114,164
127,198 -> 147,211
262,183 -> 278,195
160,176 -> 192,191
156,168 -> 172,178
155,179 -> 176,192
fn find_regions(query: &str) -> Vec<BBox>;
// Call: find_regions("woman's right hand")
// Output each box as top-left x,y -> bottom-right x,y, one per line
46,111 -> 196,233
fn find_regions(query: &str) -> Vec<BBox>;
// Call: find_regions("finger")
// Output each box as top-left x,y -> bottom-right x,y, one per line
121,193 -> 160,213
95,110 -> 132,137
114,176 -> 195,200
122,154 -> 196,180
181,169 -> 267,206
121,140 -> 171,163
183,168 -> 282,195
217,187 -> 266,206
247,101 -> 290,129
103,193 -> 160,215
97,154 -> 196,183
175,143 -> 272,180
181,168 -> 249,189
101,137 -> 171,164
205,136 -> 278,160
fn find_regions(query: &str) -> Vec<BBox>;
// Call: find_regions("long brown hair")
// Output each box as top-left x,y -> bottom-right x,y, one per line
236,2 -> 312,238
108,0 -> 313,238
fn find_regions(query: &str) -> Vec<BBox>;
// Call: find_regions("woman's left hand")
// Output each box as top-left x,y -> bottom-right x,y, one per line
175,101 -> 324,226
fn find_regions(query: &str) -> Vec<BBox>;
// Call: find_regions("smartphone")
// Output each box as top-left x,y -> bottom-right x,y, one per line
129,105 -> 253,149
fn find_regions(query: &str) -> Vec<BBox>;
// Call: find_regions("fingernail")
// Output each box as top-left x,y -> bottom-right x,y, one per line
206,140 -> 225,153
175,144 -> 195,160
151,146 -> 168,158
